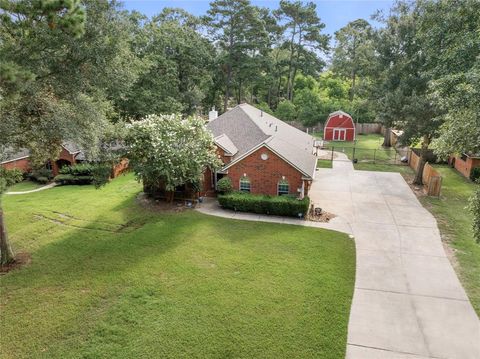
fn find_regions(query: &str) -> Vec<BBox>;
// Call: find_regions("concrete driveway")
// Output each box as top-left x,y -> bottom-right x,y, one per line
310,158 -> 480,359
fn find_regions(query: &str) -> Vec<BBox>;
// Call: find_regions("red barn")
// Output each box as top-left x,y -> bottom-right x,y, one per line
323,110 -> 355,142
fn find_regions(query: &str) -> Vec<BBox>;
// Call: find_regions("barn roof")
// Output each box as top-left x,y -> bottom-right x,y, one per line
208,103 -> 316,178
328,110 -> 352,119
325,110 -> 355,129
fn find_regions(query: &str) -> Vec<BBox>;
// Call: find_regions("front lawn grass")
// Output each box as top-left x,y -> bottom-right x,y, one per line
317,159 -> 332,168
325,134 -> 400,163
6,180 -> 43,192
421,165 -> 480,315
0,174 -> 356,358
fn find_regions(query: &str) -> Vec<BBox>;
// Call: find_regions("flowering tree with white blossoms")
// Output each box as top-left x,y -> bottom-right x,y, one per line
125,114 -> 221,202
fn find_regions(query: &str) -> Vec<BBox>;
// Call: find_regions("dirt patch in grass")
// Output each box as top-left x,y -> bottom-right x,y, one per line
0,252 -> 31,274
136,192 -> 194,213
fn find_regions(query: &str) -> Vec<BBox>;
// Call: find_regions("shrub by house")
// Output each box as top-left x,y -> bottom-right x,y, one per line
218,192 -> 310,217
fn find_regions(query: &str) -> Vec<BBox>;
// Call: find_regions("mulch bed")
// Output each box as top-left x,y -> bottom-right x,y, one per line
136,193 -> 195,213
307,211 -> 336,223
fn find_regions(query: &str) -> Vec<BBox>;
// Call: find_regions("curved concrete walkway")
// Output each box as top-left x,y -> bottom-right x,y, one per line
6,182 -> 57,195
309,155 -> 480,359
196,197 -> 352,235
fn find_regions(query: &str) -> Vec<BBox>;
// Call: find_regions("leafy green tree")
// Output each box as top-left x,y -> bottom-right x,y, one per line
373,2 -> 438,183
470,184 -> 480,244
204,0 -> 268,111
275,100 -> 297,121
120,8 -> 214,118
332,19 -> 374,102
416,0 -> 480,159
125,114 -> 221,202
294,87 -> 322,126
0,0 -> 89,265
275,0 -> 328,101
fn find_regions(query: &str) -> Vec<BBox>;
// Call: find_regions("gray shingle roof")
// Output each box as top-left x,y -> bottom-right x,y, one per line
1,142 -> 85,164
214,134 -> 238,156
1,148 -> 30,164
208,104 -> 316,178
207,106 -> 270,158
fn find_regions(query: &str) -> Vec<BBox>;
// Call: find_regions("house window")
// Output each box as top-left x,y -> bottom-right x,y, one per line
278,179 -> 289,195
239,177 -> 251,192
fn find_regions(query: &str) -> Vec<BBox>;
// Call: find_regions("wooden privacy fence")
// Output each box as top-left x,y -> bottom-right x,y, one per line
356,122 -> 382,135
408,149 -> 442,196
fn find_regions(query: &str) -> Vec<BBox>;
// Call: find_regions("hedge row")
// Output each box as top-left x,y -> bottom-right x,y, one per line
218,192 -> 310,217
54,174 -> 93,185
59,163 -> 96,176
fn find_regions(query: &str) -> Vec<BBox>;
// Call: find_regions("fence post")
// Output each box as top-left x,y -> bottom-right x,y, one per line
373,149 -> 376,164
394,151 -> 397,164
331,147 -> 334,162
352,146 -> 356,161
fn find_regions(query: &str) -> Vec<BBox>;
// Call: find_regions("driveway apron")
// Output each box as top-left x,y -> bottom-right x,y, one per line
309,155 -> 480,359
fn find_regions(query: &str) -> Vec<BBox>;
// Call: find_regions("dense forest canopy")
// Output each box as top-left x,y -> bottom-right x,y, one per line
0,0 -> 478,157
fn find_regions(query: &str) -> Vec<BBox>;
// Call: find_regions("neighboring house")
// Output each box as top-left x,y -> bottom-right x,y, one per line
323,110 -> 355,141
1,142 -> 128,177
1,143 -> 83,175
204,103 -> 316,197
449,153 -> 480,179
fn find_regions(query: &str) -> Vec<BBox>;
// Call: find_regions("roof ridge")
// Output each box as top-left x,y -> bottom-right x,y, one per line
237,105 -> 269,136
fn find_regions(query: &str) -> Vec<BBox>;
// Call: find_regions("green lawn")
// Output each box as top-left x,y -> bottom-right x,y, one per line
317,159 -> 332,169
0,174 -> 356,358
420,166 -> 480,315
6,180 -> 44,192
326,134 -> 399,163
316,133 -> 406,171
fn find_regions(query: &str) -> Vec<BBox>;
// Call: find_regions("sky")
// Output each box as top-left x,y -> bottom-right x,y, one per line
122,0 -> 394,37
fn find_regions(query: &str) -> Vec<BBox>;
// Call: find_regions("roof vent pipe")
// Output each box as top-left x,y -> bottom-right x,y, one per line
275,125 -> 278,132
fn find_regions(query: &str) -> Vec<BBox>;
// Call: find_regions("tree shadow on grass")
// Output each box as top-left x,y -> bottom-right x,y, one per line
1,196 -> 194,289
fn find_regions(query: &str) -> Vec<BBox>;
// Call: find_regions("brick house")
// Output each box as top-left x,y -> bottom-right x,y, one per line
1,143 -> 128,178
203,104 -> 316,197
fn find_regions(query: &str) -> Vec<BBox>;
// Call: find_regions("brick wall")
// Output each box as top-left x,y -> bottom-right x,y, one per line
1,158 -> 31,172
227,146 -> 307,196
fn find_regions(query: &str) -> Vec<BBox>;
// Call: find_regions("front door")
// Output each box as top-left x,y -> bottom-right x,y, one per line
333,128 -> 346,141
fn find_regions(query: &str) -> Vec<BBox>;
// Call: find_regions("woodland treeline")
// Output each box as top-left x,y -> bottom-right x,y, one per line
0,0 -> 479,161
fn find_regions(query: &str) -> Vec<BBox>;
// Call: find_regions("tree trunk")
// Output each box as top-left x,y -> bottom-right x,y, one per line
382,127 -> 392,147
238,78 -> 242,104
413,136 -> 430,186
224,63 -> 232,112
285,24 -> 297,101
289,30 -> 303,101
350,70 -> 356,102
0,206 -> 15,266
349,35 -> 357,102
